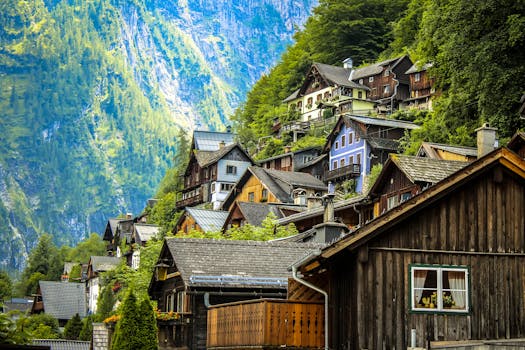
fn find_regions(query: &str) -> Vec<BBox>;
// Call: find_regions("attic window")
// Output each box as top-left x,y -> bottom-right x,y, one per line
384,70 -> 390,77
415,73 -> 421,82
226,165 -> 237,175
383,85 -> 391,94
410,265 -> 469,313
369,76 -> 374,83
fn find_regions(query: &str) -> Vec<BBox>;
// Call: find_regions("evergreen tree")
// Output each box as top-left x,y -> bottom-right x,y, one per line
0,270 -> 12,301
79,315 -> 94,341
63,313 -> 82,340
137,298 -> 158,350
111,290 -> 141,350
96,285 -> 115,322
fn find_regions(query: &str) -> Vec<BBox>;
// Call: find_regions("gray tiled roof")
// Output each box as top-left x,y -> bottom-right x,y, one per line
134,224 -> 159,243
283,88 -> 300,103
236,202 -> 286,227
314,62 -> 369,90
90,256 -> 121,272
186,208 -> 229,232
391,154 -> 468,184
39,281 -> 86,320
165,238 -> 324,288
419,142 -> 477,158
405,63 -> 432,74
194,143 -> 245,167
348,115 -> 420,130
193,131 -> 236,151
33,339 -> 90,350
366,137 -> 400,151
351,57 -> 400,80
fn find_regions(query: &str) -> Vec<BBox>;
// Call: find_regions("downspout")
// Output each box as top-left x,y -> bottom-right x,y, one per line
391,72 -> 400,115
292,252 -> 329,350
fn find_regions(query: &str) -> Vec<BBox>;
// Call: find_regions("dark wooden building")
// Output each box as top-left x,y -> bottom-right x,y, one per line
403,63 -> 435,110
148,238 -> 324,350
508,131 -> 525,159
294,147 -> 525,349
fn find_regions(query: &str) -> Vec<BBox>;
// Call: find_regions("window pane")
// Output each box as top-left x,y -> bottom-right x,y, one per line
413,269 -> 438,309
443,270 -> 467,310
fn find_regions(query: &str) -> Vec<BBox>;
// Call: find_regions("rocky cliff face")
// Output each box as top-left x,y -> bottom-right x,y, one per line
0,0 -> 316,271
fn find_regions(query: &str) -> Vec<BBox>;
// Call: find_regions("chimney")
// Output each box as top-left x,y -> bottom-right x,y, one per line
343,57 -> 353,69
219,140 -> 226,149
475,123 -> 498,158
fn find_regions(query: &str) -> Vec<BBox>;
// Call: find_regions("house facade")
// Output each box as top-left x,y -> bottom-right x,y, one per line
403,63 -> 435,110
324,115 -> 419,193
294,147 -> 525,349
417,142 -> 477,162
175,207 -> 228,234
258,146 -> 321,172
283,60 -> 375,123
86,256 -> 121,314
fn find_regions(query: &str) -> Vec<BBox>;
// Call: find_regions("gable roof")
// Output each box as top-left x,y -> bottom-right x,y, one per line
163,238 -> 324,288
418,142 -> 478,159
312,62 -> 369,90
389,154 -> 468,184
405,63 -> 432,75
228,201 -> 296,228
348,115 -> 419,130
300,147 -> 525,266
351,56 -> 406,80
194,143 -> 252,168
185,208 -> 229,232
89,256 -> 121,273
507,131 -> 525,154
38,281 -> 86,319
133,224 -> 159,243
192,130 -> 236,151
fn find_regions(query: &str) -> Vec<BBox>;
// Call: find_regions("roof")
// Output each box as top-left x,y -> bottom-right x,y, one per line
313,62 -> 369,90
405,63 -> 432,74
348,115 -> 420,130
418,142 -> 478,159
507,131 -> 525,153
390,154 -> 468,184
236,201 -> 285,227
134,224 -> 159,243
63,262 -> 77,274
366,137 -> 400,151
2,298 -> 33,313
89,256 -> 121,272
32,340 -> 90,350
297,153 -> 327,170
164,238 -> 325,288
193,130 -> 236,151
283,88 -> 300,103
257,146 -> 321,164
302,147 -> 525,264
351,57 -> 402,80
194,143 -> 251,168
38,281 -> 86,319
185,208 -> 229,232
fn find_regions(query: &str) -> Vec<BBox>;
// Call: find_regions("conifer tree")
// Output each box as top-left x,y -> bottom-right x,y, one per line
63,313 -> 82,340
79,315 -> 94,341
96,285 -> 115,322
111,290 -> 141,350
137,298 -> 158,350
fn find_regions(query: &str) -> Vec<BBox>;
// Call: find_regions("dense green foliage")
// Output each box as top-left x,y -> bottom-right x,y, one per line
96,286 -> 116,322
63,313 -> 83,340
0,312 -> 30,344
137,299 -> 158,350
19,313 -> 61,339
0,271 -> 13,300
79,315 -> 94,341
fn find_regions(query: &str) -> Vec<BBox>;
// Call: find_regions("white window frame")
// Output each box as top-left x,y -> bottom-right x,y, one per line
176,291 -> 187,313
410,264 -> 469,314
415,72 -> 421,82
226,165 -> 237,175
369,76 -> 374,82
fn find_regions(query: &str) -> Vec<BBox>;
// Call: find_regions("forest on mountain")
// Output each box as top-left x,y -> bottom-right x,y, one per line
232,0 -> 525,154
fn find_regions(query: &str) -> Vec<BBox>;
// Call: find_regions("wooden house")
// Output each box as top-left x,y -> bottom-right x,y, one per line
258,146 -> 321,173
176,142 -> 253,210
323,114 -> 419,193
403,63 -> 435,110
175,207 -> 228,234
221,201 -> 304,231
86,256 -> 120,314
350,55 -> 413,113
282,60 -> 375,123
508,131 -> 525,158
148,238 -> 324,350
102,216 -> 134,256
417,142 -> 477,162
368,154 -> 468,215
129,223 -> 159,269
31,281 -> 87,326
220,165 -> 327,211
290,147 -> 525,349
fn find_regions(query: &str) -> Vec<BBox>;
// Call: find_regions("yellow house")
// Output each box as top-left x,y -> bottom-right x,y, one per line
221,166 -> 327,211
417,142 -> 477,162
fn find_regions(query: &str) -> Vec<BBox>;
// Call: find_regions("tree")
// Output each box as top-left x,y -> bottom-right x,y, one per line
111,290 -> 142,350
63,313 -> 83,340
0,312 -> 30,344
79,315 -> 94,341
66,233 -> 107,263
0,270 -> 12,301
137,299 -> 158,350
96,285 -> 115,322
19,313 -> 61,339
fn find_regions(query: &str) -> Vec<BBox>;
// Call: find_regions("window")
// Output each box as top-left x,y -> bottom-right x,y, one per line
358,91 -> 363,99
324,91 -> 330,99
359,79 -> 363,85
248,192 -> 254,202
297,101 -> 302,110
349,156 -> 354,164
226,165 -> 237,175
340,158 -> 345,167
261,189 -> 268,200
369,76 -> 374,82
341,135 -> 346,147
211,183 -> 216,193
356,153 -> 361,165
348,133 -> 353,144
166,293 -> 176,312
355,133 -> 360,142
332,161 -> 337,170
372,87 -> 377,96
384,69 -> 390,77
410,265 -> 469,313
220,183 -> 234,192
415,72 -> 421,82
335,141 -> 339,150
400,192 -> 412,202
387,195 -> 399,210
307,97 -> 313,107
316,94 -> 322,102
176,291 -> 187,313
383,85 -> 391,94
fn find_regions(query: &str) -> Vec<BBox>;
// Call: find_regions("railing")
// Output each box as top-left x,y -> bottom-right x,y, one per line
175,192 -> 203,209
207,299 -> 324,349
324,163 -> 361,182
282,121 -> 311,132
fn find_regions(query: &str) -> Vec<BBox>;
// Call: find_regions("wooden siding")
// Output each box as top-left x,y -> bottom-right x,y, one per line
235,175 -> 278,204
176,215 -> 201,234
321,164 -> 525,349
207,299 -> 324,349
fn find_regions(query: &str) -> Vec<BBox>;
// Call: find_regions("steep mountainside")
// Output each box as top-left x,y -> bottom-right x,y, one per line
0,0 -> 316,271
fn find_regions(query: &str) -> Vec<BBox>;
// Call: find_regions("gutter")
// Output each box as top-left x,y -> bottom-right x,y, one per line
291,250 -> 329,350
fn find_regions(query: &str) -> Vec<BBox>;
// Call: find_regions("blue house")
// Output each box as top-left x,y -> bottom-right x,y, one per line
323,115 -> 419,193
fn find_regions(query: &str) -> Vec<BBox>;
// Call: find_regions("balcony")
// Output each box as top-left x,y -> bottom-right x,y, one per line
175,192 -> 203,209
324,163 -> 361,182
207,298 -> 324,349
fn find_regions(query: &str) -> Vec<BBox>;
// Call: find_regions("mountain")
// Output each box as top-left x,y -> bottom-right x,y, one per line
0,0 -> 317,272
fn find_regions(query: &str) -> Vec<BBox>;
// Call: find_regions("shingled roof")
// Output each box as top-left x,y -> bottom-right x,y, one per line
133,224 -> 159,243
313,62 -> 369,90
351,57 -> 402,80
418,142 -> 477,159
89,256 -> 121,273
390,154 -> 469,184
163,238 -> 324,288
193,130 -> 236,151
38,281 -> 86,320
185,208 -> 229,232
32,339 -> 90,350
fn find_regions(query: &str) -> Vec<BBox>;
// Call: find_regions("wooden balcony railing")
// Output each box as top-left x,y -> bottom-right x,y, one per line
324,163 -> 361,182
207,299 -> 324,349
175,192 -> 203,209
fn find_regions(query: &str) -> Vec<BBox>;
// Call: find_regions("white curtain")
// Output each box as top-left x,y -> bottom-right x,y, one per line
413,269 -> 428,307
448,271 -> 466,309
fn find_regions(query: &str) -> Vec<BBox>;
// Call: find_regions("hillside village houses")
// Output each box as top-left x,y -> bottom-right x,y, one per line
19,55 -> 525,350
